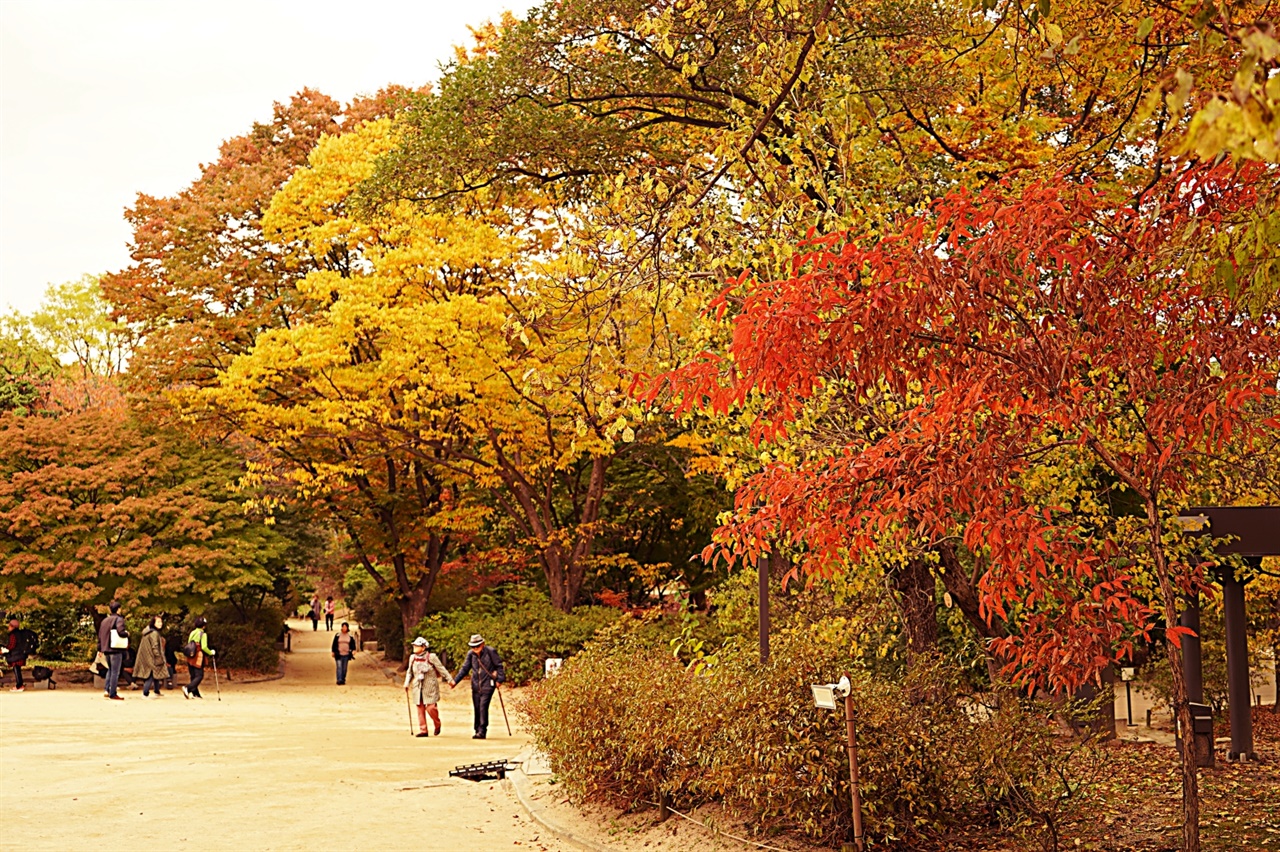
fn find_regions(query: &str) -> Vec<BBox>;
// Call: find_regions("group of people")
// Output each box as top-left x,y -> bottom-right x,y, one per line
306,595 -> 337,631
95,601 -> 216,700
8,597 -> 508,741
403,632 -> 505,739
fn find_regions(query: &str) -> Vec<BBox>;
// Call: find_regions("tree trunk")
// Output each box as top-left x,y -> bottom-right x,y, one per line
889,557 -> 939,668
1145,502 -> 1200,852
398,585 -> 430,647
545,549 -> 572,613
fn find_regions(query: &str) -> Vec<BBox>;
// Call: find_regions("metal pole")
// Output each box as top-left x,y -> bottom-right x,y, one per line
1125,681 -> 1134,727
758,553 -> 770,664
1222,565 -> 1255,760
844,690 -> 865,852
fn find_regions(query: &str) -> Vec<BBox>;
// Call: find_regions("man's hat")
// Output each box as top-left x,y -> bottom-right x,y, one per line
412,637 -> 429,648
468,634 -> 484,647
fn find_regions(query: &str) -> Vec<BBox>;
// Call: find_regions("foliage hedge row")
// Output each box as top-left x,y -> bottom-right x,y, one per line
523,618 -> 1087,849
204,602 -> 285,672
415,587 -> 621,682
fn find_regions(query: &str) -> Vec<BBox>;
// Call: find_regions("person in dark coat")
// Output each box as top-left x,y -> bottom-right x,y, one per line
97,600 -> 129,700
134,614 -> 168,698
450,634 -> 505,739
6,617 -> 30,692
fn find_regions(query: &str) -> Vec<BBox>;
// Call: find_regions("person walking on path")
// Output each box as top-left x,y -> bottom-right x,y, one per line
183,616 -> 216,699
404,637 -> 451,737
331,622 -> 357,685
450,634 -> 505,739
98,601 -> 129,700
5,616 -> 35,692
307,605 -> 320,632
324,597 -> 336,631
134,615 -> 168,699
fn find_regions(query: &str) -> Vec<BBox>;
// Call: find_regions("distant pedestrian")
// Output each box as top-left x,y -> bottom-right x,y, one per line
450,634 -> 505,739
308,606 -> 320,632
6,616 -> 36,693
134,615 -> 168,699
98,600 -> 129,701
324,597 -> 335,631
331,622 -> 357,685
404,637 -> 450,737
183,616 -> 216,699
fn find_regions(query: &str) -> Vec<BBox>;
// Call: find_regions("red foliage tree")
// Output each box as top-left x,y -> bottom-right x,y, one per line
652,161 -> 1279,852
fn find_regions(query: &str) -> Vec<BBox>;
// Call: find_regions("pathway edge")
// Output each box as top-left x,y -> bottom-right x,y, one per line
507,758 -> 615,852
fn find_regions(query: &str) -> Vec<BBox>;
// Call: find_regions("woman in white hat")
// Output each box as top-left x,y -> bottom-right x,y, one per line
403,637 -> 451,737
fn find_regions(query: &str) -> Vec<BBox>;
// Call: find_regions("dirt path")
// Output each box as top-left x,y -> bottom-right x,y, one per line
0,620 -> 569,851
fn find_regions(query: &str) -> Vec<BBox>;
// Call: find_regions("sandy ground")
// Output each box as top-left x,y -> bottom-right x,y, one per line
0,620 -> 569,852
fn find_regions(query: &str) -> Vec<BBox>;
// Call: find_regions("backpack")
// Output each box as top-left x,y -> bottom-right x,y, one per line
183,630 -> 201,658
14,628 -> 38,658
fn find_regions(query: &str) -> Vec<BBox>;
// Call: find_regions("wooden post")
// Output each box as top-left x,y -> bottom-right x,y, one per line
844,689 -> 865,852
758,553 -> 770,664
1222,563 -> 1255,760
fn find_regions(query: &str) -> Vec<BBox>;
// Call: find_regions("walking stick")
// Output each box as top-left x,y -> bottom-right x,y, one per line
494,682 -> 512,736
405,688 -> 416,736
211,655 -> 222,702
479,661 -> 513,737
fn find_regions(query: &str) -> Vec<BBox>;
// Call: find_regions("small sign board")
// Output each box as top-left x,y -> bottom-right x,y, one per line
1120,667 -> 1136,682
544,657 -> 564,678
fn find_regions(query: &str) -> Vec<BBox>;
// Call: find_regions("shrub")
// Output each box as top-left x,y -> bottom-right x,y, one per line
199,602 -> 285,672
15,605 -> 95,662
524,618 -> 1087,849
415,586 -> 621,682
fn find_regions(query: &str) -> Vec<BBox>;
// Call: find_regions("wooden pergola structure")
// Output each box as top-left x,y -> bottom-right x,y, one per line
1179,506 -> 1280,762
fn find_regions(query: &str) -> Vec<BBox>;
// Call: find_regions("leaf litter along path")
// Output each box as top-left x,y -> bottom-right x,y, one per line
0,620 -> 569,852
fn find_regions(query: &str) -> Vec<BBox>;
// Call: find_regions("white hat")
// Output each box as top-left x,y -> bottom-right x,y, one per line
412,637 -> 429,648
468,634 -> 484,647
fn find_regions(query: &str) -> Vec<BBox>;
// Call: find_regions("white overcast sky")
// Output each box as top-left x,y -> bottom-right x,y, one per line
0,0 -> 536,316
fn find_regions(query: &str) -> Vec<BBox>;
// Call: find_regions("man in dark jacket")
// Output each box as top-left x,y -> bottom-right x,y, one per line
97,600 -> 128,700
450,634 -> 505,739
6,617 -> 32,692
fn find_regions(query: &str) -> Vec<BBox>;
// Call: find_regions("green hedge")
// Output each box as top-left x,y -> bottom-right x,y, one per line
524,619 -> 1088,849
414,587 -> 621,684
199,603 -> 285,672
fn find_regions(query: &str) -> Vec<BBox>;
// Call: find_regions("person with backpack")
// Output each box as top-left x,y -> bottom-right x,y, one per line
324,597 -> 336,631
134,614 -> 168,699
183,616 -> 216,699
6,616 -> 37,692
449,634 -> 505,739
97,600 -> 129,700
331,621 -> 357,685
307,606 -> 320,632
404,637 -> 451,737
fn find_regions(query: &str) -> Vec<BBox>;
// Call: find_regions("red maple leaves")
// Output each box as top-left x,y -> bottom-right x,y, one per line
649,160 -> 1279,690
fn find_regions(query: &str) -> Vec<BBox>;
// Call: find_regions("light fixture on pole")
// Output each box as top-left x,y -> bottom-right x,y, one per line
811,675 -> 865,852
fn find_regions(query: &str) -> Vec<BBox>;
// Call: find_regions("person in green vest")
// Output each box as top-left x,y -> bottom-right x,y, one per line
182,616 -> 216,699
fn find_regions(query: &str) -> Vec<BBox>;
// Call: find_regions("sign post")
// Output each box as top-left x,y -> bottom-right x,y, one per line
1120,667 -> 1136,727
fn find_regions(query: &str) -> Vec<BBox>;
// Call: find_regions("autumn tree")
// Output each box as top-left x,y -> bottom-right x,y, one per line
0,283 -> 313,619
102,87 -> 418,393
653,161 -> 1279,852
363,0 -> 1279,636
